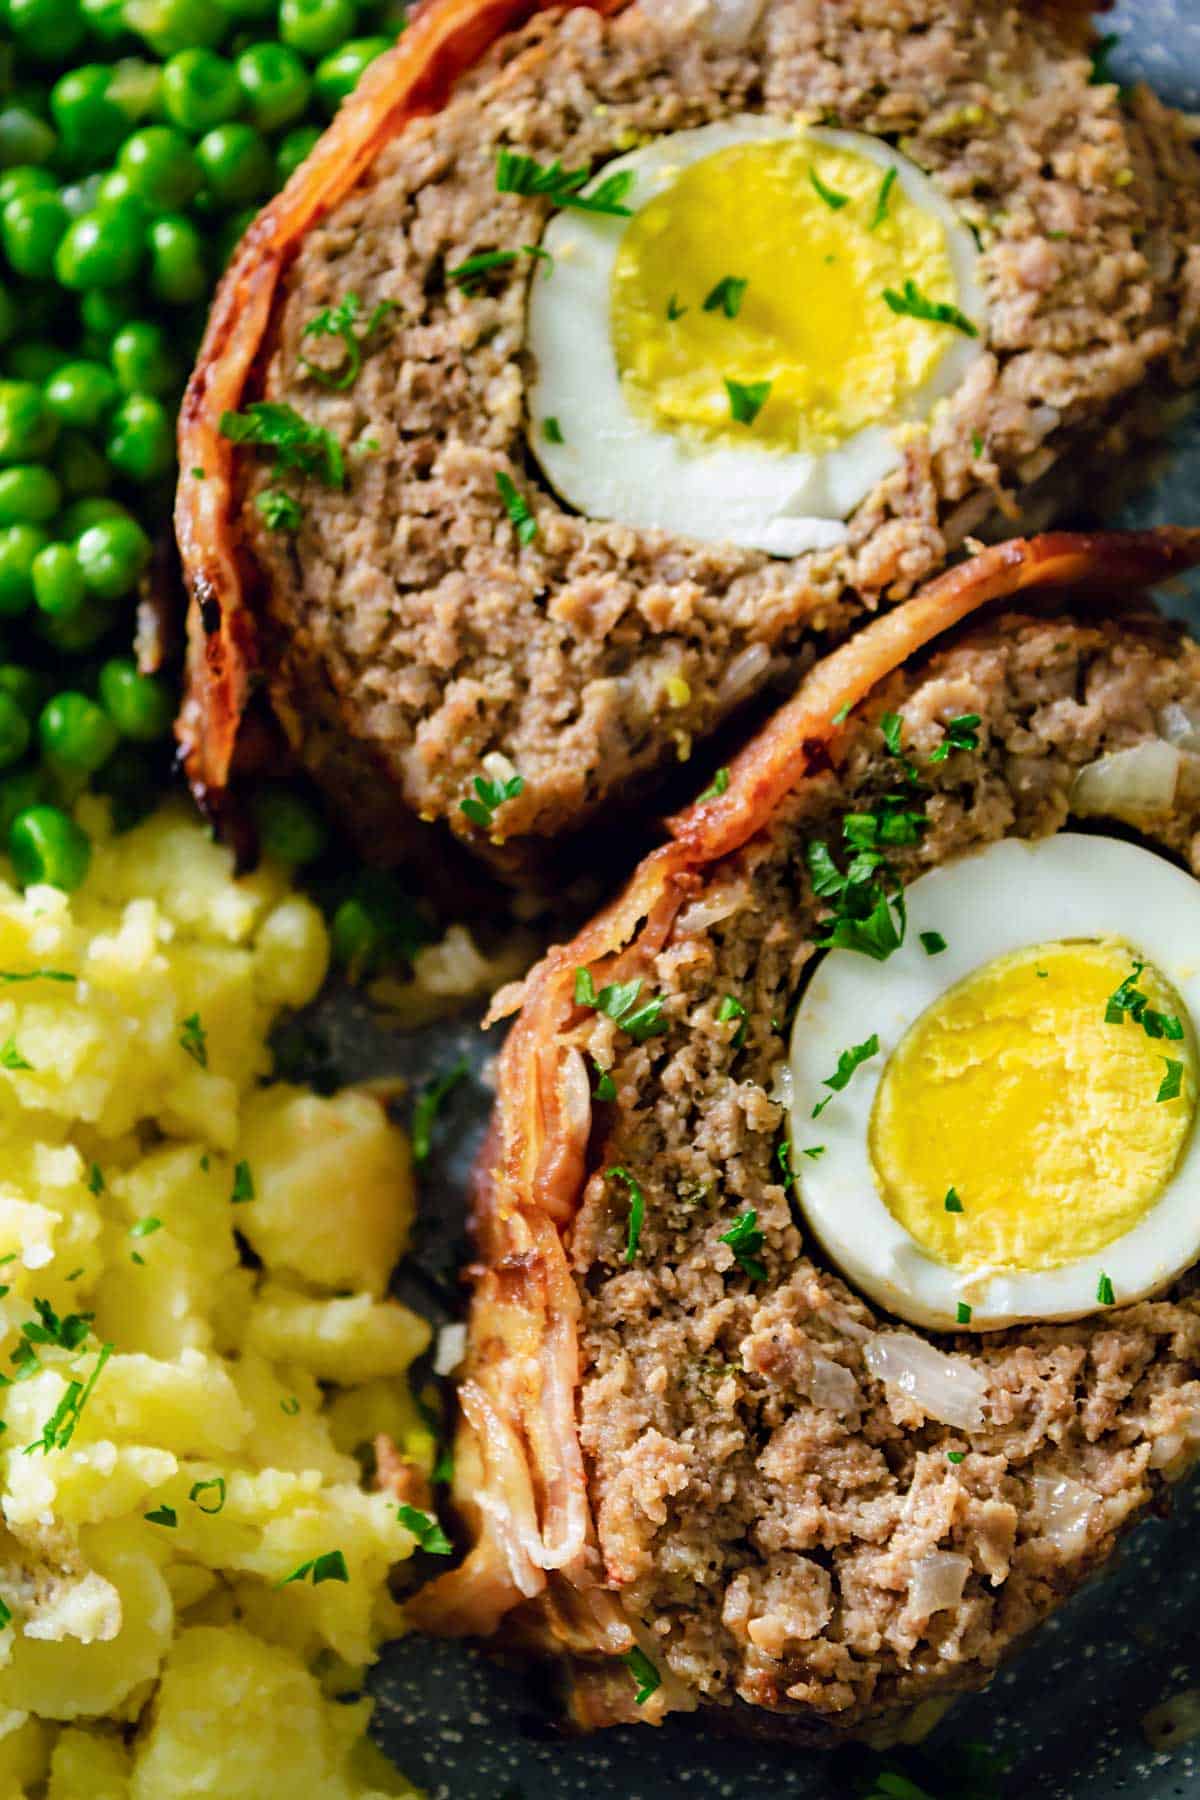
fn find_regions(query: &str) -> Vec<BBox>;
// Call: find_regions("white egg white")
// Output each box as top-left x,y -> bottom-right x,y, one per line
524,117 -> 985,556
788,834 -> 1200,1332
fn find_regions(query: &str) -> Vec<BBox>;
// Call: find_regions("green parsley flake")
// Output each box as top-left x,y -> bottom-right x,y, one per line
495,470 -> 537,545
130,1216 -> 162,1239
920,931 -> 947,956
944,1186 -> 964,1214
776,1140 -> 795,1189
719,1209 -> 767,1282
809,165 -> 849,210
574,969 -> 667,1042
717,993 -> 748,1048
256,487 -> 303,533
880,712 -> 904,755
542,415 -> 564,444
622,1645 -> 661,1705
929,713 -> 981,763
666,293 -> 687,320
189,1477 -> 226,1514
461,766 -> 525,831
956,1301 -> 972,1325
802,1145 -> 825,1160
278,1549 -> 349,1587
724,378 -> 771,426
1089,30 -> 1120,85
0,1038 -> 31,1071
300,292 -> 394,390
883,278 -> 979,337
179,1014 -> 207,1068
0,969 -> 75,985
702,275 -> 748,319
831,700 -> 853,726
396,1504 -> 452,1555
23,1342 -> 111,1455
869,166 -> 897,230
698,766 -> 730,802
1158,1058 -> 1184,1103
145,1504 -> 177,1527
946,1450 -> 966,1465
411,1059 -> 469,1164
220,402 -> 344,488
1097,1271 -> 1116,1306
971,430 -> 985,459
281,1395 -> 300,1416
447,245 -> 552,292
230,1160 -> 255,1205
590,1058 -> 616,1102
495,148 -> 634,217
812,1035 -> 879,1118
1105,960 -> 1184,1042
606,1166 -> 645,1264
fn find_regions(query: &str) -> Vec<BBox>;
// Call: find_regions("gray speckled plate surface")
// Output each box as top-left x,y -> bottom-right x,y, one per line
339,12 -> 1200,1795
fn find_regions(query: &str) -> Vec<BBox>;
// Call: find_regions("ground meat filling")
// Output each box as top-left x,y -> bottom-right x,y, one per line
562,611 -> 1200,1723
242,0 -> 1200,860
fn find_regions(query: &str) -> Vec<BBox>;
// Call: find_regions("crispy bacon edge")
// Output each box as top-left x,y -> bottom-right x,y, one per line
406,529 -> 1200,1720
174,0 -> 625,820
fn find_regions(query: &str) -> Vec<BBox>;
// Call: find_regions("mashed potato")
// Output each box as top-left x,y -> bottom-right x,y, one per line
0,799 -> 429,1797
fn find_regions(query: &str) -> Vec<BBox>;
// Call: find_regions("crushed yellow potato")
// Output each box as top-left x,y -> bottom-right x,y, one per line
0,799 -> 428,1798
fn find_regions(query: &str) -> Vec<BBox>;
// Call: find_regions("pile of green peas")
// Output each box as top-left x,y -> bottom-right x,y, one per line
0,0 -> 406,935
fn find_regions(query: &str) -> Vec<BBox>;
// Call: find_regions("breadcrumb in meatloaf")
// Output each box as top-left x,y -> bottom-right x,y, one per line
237,0 -> 1200,875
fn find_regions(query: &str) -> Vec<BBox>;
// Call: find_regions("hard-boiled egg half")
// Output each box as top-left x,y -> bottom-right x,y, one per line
788,834 -> 1200,1331
524,117 -> 984,555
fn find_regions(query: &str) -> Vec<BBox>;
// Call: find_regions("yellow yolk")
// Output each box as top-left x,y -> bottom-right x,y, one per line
610,138 -> 962,454
869,940 -> 1196,1274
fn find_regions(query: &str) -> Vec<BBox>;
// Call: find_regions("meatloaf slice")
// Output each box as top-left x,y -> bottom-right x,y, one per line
178,0 -> 1200,883
410,529 -> 1200,1739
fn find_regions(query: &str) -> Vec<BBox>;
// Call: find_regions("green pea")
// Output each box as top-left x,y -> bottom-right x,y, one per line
12,285 -> 63,341
253,783 -> 328,864
0,168 -> 57,207
45,359 -> 119,431
0,109 -> 57,171
123,0 -> 227,54
235,43 -> 311,132
118,126 -> 204,210
0,693 -> 31,772
75,513 -> 151,598
274,124 -> 321,185
0,288 -> 14,350
330,895 -> 378,975
91,170 -> 148,216
39,692 -> 120,773
7,0 -> 87,65
1,191 -> 67,281
98,657 -> 173,739
214,0 -> 275,23
214,204 -> 257,266
59,495 -> 129,540
161,49 -> 241,133
3,342 -> 68,384
0,524 -> 49,615
0,383 -> 56,465
54,204 -> 146,291
9,805 -> 92,892
279,0 -> 356,60
110,321 -> 180,396
0,770 -> 45,841
50,66 -> 132,163
80,0 -> 129,38
35,596 -> 114,651
31,542 -> 87,615
0,466 -> 61,527
330,870 -> 424,976
80,286 -> 140,342
314,38 -> 391,114
0,668 -> 46,722
196,121 -> 273,205
54,431 -> 113,498
146,213 -> 208,305
95,741 -> 158,830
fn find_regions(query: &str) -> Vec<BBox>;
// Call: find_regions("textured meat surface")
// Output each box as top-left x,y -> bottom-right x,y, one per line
240,0 -> 1200,868
552,610 -> 1200,1726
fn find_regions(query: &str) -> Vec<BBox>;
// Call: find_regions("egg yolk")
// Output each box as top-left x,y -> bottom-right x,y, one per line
610,138 -> 963,454
869,940 -> 1196,1274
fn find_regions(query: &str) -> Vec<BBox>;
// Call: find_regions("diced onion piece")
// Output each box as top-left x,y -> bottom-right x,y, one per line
1143,1688 -> 1200,1752
639,0 -> 763,48
676,887 -> 745,935
768,1060 -> 794,1109
481,750 -> 519,787
808,1354 -> 859,1415
1070,740 -> 1181,821
1149,1403 -> 1200,1471
1158,700 -> 1200,751
864,1333 -> 988,1430
907,1551 -> 970,1618
1030,1472 -> 1097,1550
717,642 -> 771,706
434,1322 -> 467,1376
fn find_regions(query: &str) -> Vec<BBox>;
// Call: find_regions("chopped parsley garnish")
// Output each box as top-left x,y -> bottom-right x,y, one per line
869,166 -> 897,230
843,799 -> 926,849
130,1216 -> 162,1239
702,275 -> 748,319
622,1645 -> 661,1705
946,1450 -> 966,1465
542,415 -> 564,444
776,1140 -> 795,1189
883,278 -> 979,338
278,1549 -> 349,1587
179,1013 -> 208,1067
929,713 -> 981,762
802,1145 -> 825,1160
495,470 -> 537,545
230,1160 -> 255,1204
717,993 -> 747,1048
281,1395 -> 300,1415
0,969 -> 75,984
880,712 -> 903,755
300,291 -> 394,389
0,1038 -> 30,1071
944,1187 -> 964,1214
724,378 -> 771,426
396,1504 -> 452,1555
920,930 -> 947,956
971,430 -> 985,459
23,1342 -> 111,1455
460,767 -> 525,830
698,766 -> 730,802
145,1504 -> 177,1527
1090,30 -> 1120,85
574,969 -> 667,1042
606,1166 -> 645,1263
1104,960 -> 1184,1042
806,838 -> 904,962
590,1058 -> 616,1102
21,1298 -> 93,1353
1096,1271 -> 1115,1306
812,1035 -> 879,1118
189,1476 -> 226,1514
809,165 -> 849,210
719,1209 -> 767,1282
956,1301 -> 972,1325
412,1058 -> 469,1164
446,245 -> 551,291
220,402 -> 345,488
87,1161 -> 104,1195
1158,1058 -> 1184,1103
494,148 -> 634,217
831,700 -> 853,726
256,487 -> 303,533
666,293 -> 687,320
